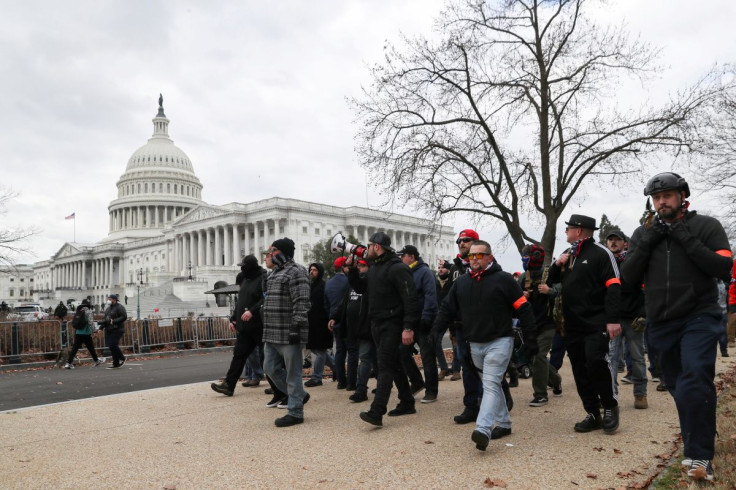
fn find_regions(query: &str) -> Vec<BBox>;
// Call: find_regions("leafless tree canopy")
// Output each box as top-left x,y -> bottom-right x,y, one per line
352,0 -> 727,258
0,187 -> 36,267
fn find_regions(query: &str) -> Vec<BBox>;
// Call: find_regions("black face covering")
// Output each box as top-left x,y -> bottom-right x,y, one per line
438,272 -> 450,280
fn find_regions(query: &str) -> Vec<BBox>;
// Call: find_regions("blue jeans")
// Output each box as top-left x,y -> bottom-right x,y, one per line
470,336 -> 514,437
609,320 -> 647,397
310,349 -> 335,382
648,314 -> 721,460
264,342 -> 306,419
244,344 -> 264,380
356,339 -> 377,395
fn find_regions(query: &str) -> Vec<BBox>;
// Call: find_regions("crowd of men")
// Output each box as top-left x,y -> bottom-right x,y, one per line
211,172 -> 736,483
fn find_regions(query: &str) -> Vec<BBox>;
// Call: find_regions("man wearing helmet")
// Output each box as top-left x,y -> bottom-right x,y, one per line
622,172 -> 733,482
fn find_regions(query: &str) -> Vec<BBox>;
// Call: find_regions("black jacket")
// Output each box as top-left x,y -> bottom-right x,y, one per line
348,252 -> 418,328
231,267 -> 266,340
104,302 -> 127,330
518,269 -> 558,332
334,284 -> 371,341
434,261 -> 536,343
307,263 -> 333,350
547,238 -> 621,333
614,256 -> 645,321
622,211 -> 732,323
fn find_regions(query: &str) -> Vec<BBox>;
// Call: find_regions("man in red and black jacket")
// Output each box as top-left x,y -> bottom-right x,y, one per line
548,214 -> 622,435
434,240 -> 537,451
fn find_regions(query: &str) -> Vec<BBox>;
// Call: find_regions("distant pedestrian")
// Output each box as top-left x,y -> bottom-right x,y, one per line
64,299 -> 105,369
305,262 -> 335,387
102,294 -> 127,369
54,301 -> 68,320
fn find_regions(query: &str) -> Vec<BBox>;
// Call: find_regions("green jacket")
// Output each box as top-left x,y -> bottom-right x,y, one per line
73,308 -> 95,335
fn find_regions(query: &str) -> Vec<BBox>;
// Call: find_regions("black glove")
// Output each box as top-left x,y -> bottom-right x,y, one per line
288,331 -> 300,345
631,316 -> 646,334
667,219 -> 691,244
522,337 -> 539,359
639,220 -> 667,250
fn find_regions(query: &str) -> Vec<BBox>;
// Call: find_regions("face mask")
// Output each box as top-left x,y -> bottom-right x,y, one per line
521,256 -> 530,271
105,301 -> 112,307
438,272 -> 449,280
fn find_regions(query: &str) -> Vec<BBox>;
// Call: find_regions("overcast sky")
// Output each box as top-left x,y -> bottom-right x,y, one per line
1,0 -> 734,271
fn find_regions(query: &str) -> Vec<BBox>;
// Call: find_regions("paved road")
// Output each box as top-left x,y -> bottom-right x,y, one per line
0,350 -> 234,411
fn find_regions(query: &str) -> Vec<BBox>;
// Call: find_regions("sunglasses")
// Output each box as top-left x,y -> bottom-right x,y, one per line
565,227 -> 580,232
456,237 -> 474,244
467,252 -> 489,260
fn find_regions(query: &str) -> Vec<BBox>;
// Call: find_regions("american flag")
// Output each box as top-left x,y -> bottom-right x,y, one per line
65,212 -> 75,220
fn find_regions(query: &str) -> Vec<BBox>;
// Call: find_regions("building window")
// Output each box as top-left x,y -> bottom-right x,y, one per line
9,288 -> 14,297
20,288 -> 25,296
20,278 -> 24,282
159,183 -> 163,192
327,229 -> 332,236
279,224 -> 284,233
174,184 -> 178,194
161,253 -> 165,259
30,278 -> 34,282
10,278 -> 14,282
167,183 -> 171,193
259,229 -> 264,237
302,226 -> 308,234
315,228 -> 320,235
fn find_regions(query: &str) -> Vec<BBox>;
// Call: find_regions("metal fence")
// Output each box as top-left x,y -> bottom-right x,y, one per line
0,316 -> 235,365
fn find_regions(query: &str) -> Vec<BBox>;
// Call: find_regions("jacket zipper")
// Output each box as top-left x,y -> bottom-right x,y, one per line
664,240 -> 671,320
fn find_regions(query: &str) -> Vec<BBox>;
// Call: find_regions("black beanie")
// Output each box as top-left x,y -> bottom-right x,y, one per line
240,254 -> 259,274
271,237 -> 296,259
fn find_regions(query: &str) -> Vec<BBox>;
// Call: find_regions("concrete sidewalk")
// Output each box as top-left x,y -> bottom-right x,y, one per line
2,357 -> 733,489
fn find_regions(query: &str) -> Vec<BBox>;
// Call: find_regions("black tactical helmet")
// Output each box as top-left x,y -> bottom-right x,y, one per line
643,172 -> 690,198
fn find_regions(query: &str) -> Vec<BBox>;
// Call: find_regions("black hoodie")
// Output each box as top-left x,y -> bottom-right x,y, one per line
307,263 -> 333,350
231,265 -> 266,339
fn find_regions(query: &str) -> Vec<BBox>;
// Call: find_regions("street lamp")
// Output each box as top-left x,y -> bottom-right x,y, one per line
136,268 -> 144,320
187,261 -> 193,281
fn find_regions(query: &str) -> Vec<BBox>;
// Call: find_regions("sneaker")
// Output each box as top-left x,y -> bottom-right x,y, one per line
410,383 -> 425,395
95,357 -> 106,366
651,376 -> 660,383
304,379 -> 323,387
453,407 -> 478,425
302,359 -> 312,369
266,395 -> 284,408
359,410 -> 383,427
634,395 -> 648,409
552,381 -> 563,397
722,352 -> 730,357
438,369 -> 450,381
106,364 -> 121,369
508,377 -> 519,388
574,412 -> 602,433
277,393 -> 309,409
63,363 -> 74,369
387,403 -> 416,417
490,426 -> 512,440
349,392 -> 368,403
656,381 -> 667,392
529,396 -> 548,407
264,388 -> 274,395
602,406 -> 619,434
274,414 -> 304,427
681,458 -> 693,467
119,357 -> 126,367
620,372 -> 633,384
471,430 -> 490,451
450,372 -> 461,381
242,379 -> 261,387
421,393 -> 437,404
687,459 -> 714,481
210,382 -> 234,397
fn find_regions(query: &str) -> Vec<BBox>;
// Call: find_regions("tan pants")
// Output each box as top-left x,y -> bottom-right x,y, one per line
728,313 -> 736,343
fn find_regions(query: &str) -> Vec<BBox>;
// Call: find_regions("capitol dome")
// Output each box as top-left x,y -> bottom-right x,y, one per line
103,95 -> 204,242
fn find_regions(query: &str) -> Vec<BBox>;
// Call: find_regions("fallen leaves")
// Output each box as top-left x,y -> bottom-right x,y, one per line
585,473 -> 597,479
483,477 -> 507,488
424,440 -> 434,444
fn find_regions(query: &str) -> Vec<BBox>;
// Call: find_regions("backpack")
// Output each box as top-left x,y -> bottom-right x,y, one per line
71,309 -> 87,331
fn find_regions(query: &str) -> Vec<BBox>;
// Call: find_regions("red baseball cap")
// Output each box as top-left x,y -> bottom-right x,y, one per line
334,256 -> 347,269
357,259 -> 368,266
457,229 -> 479,241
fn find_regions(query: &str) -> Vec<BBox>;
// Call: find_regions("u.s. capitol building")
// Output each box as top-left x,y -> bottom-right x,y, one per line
28,98 -> 455,316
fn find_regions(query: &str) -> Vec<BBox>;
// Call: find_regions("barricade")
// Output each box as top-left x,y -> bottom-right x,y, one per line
0,316 -> 235,366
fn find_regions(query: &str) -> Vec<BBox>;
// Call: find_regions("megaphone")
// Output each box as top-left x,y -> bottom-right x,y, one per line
330,232 -> 369,258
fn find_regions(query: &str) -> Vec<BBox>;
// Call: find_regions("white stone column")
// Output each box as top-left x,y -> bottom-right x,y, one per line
223,225 -> 231,266
231,224 -> 238,264
213,226 -> 221,266
253,222 -> 260,262
244,224 -> 251,257
198,230 -> 205,267
145,206 -> 151,227
109,258 -> 115,287
189,232 -> 196,270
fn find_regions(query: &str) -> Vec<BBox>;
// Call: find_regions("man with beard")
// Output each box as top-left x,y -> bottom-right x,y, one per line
349,232 -> 418,427
605,229 -> 648,410
436,260 -> 460,380
211,255 -> 267,397
622,173 -> 732,482
262,238 -> 311,427
434,240 -> 537,450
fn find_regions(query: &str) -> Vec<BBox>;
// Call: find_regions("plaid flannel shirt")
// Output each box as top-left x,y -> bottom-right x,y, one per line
262,260 -> 311,344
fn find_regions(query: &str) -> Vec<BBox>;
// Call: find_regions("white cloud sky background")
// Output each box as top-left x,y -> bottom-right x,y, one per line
1,0 -> 734,271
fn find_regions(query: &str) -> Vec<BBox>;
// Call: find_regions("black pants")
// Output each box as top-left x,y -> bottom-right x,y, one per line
370,319 -> 413,416
399,329 -> 438,396
564,329 -> 617,414
106,328 -> 125,367
68,334 -> 98,364
224,330 -> 259,390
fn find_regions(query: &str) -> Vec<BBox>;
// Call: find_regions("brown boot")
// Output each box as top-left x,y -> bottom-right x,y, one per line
450,372 -> 461,381
634,395 -> 648,409
438,369 -> 450,381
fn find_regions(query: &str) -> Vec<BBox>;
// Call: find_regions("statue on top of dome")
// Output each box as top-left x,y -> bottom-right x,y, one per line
159,93 -> 163,109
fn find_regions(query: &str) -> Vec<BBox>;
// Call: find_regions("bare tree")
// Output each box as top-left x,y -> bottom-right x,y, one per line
690,65 -> 736,242
0,187 -> 36,267
352,0 -> 726,259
